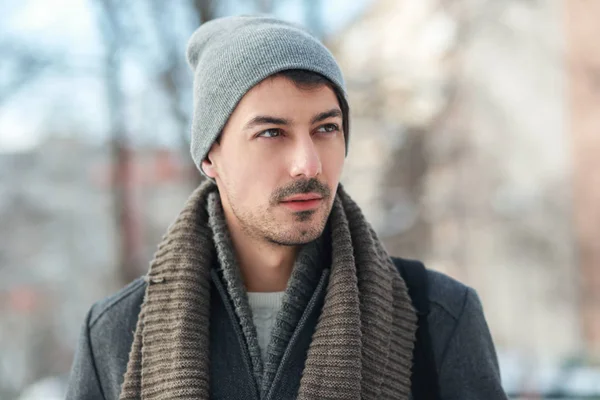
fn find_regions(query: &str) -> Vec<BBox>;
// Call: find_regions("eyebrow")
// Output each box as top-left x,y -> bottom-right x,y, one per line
243,108 -> 343,131
243,116 -> 291,131
310,109 -> 343,124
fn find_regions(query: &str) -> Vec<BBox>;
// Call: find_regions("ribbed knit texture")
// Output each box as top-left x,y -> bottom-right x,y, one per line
246,292 -> 285,363
247,292 -> 286,311
260,225 -> 328,397
207,192 -> 264,388
185,15 -> 350,178
119,181 -> 418,400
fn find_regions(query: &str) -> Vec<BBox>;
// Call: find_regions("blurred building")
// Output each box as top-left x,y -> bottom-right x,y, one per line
565,0 -> 600,358
332,0 -> 587,366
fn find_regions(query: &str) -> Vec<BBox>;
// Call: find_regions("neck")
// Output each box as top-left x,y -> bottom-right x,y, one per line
223,210 -> 300,293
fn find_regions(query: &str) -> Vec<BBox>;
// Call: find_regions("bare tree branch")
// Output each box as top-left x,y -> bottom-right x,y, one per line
0,43 -> 60,105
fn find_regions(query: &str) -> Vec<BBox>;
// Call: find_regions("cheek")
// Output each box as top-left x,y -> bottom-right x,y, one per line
320,144 -> 346,184
220,150 -> 279,205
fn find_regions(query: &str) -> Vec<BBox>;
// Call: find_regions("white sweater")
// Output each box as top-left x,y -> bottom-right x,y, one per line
247,291 -> 286,363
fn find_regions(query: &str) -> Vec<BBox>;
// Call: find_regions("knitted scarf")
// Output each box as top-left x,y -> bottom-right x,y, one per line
207,188 -> 331,398
119,181 -> 418,399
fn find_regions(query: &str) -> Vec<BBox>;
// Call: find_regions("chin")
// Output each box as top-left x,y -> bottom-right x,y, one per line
267,235 -> 318,247
268,221 -> 325,246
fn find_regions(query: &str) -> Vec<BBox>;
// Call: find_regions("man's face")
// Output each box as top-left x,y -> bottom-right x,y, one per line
202,75 -> 346,246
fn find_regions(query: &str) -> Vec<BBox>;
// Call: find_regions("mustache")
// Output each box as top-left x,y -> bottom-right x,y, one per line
271,178 -> 332,204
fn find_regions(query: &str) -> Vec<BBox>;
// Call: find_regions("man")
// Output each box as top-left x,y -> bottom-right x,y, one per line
66,15 -> 507,400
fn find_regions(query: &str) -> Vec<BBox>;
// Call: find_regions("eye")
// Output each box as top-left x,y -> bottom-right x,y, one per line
316,123 -> 340,134
258,128 -> 283,138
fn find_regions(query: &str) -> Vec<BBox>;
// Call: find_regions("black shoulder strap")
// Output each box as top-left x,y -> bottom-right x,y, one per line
392,257 -> 441,400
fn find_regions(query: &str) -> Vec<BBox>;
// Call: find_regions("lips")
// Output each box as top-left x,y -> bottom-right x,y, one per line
281,193 -> 323,202
280,193 -> 323,211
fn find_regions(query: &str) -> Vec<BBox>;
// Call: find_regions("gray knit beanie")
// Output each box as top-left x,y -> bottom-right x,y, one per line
185,15 -> 349,177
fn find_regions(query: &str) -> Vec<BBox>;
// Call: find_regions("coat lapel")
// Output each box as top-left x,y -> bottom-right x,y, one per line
210,266 -> 331,400
263,269 -> 329,400
210,269 -> 260,400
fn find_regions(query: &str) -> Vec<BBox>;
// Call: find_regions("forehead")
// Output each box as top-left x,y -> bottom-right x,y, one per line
232,75 -> 341,117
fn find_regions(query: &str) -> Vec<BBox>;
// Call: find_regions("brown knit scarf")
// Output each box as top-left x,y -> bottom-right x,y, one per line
119,181 -> 417,399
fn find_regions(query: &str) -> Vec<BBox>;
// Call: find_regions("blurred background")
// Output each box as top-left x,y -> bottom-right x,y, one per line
1,0 -> 599,398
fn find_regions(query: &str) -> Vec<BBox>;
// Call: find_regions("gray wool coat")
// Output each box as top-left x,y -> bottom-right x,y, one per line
66,257 -> 508,400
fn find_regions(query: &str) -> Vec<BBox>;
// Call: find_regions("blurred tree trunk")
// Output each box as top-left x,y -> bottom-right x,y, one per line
97,0 -> 143,286
149,1 -> 206,188
193,0 -> 217,23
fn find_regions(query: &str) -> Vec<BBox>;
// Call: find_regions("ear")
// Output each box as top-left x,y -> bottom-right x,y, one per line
201,157 -> 218,179
201,137 -> 222,178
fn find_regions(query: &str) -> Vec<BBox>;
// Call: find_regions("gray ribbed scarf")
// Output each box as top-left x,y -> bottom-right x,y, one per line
119,181 -> 418,400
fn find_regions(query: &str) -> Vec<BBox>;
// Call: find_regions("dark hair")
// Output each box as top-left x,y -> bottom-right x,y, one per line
272,69 -> 350,138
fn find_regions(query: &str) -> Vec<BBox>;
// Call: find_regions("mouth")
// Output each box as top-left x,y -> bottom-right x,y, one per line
280,193 -> 324,212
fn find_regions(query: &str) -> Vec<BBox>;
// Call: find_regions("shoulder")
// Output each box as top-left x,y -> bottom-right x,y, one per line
397,261 -> 506,397
426,268 -> 476,321
426,268 -> 487,341
82,277 -> 147,400
89,277 -> 147,329
391,256 -> 473,320
391,257 -> 487,367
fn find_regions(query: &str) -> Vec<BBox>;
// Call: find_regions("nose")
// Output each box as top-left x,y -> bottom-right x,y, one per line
289,136 -> 322,179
